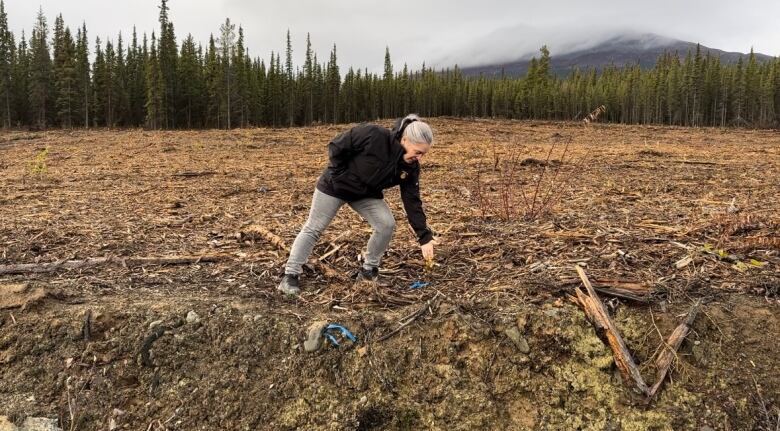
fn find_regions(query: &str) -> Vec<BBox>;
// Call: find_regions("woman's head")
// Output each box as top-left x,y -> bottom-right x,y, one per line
399,114 -> 433,164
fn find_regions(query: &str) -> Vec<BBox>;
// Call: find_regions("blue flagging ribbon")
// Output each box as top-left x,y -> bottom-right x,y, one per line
410,281 -> 430,289
323,323 -> 358,347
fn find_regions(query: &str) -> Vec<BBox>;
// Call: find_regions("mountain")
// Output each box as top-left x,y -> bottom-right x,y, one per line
456,33 -> 775,78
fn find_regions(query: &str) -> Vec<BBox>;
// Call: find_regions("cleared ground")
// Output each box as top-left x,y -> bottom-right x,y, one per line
0,119 -> 778,430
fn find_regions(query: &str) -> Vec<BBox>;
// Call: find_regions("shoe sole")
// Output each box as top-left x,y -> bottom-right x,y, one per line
277,285 -> 300,296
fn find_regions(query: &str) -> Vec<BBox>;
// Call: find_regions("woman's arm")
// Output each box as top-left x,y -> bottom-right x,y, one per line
400,166 -> 433,246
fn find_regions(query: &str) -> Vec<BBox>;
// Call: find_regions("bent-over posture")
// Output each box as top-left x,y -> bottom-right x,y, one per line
278,114 -> 435,295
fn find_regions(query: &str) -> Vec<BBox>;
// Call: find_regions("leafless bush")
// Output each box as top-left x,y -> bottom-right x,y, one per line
468,133 -> 583,221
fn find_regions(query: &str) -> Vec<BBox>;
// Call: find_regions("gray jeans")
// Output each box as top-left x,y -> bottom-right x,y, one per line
284,188 -> 396,276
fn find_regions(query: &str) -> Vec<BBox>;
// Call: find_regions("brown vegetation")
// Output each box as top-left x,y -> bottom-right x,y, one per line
0,118 -> 778,430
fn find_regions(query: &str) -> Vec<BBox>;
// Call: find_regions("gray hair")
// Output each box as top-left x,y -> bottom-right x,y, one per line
402,114 -> 434,146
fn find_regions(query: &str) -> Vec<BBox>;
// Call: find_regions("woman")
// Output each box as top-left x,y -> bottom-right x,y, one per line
278,114 -> 435,295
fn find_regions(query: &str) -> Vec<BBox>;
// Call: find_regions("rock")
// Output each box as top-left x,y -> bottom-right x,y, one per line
359,395 -> 368,404
253,314 -> 263,322
515,313 -> 528,331
0,416 -> 62,431
0,417 -> 14,431
148,320 -> 163,329
304,321 -> 329,352
504,327 -> 531,354
692,343 -> 709,366
186,311 -> 200,324
700,426 -> 715,431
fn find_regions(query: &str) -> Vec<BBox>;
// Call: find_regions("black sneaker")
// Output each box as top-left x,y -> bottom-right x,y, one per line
355,266 -> 379,282
277,274 -> 301,295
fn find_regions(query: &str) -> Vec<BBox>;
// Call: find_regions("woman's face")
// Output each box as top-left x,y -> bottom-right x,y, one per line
401,136 -> 431,164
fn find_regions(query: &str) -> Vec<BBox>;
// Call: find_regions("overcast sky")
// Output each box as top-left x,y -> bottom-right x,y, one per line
6,0 -> 779,72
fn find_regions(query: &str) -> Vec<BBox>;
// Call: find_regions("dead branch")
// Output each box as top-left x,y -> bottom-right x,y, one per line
377,294 -> 440,342
172,171 -> 217,177
560,277 -> 653,303
239,224 -> 289,251
520,158 -> 562,167
647,300 -> 701,398
575,265 -> 650,395
583,105 -> 606,123
0,255 -> 225,275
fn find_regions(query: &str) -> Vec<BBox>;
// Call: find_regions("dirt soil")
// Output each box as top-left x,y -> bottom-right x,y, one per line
1,119 -> 779,430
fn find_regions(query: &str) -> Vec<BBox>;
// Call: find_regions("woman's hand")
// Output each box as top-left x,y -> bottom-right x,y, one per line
421,240 -> 436,261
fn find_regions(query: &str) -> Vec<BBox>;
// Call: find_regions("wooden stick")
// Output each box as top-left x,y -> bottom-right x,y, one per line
377,294 -> 440,342
0,255 -> 225,275
318,244 -> 342,261
574,287 -> 605,331
593,287 -> 650,303
172,171 -> 217,177
647,300 -> 701,398
575,266 -> 650,395
241,225 -> 288,251
315,261 -> 340,279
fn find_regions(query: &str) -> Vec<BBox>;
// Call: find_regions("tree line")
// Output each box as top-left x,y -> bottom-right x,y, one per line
1,1 -> 778,130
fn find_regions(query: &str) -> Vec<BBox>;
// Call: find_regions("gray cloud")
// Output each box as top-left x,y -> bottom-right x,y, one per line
6,0 -> 778,73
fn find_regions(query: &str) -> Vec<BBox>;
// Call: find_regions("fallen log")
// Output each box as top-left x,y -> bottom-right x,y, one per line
0,255 -> 225,275
238,224 -> 288,251
647,300 -> 701,398
574,266 -> 650,395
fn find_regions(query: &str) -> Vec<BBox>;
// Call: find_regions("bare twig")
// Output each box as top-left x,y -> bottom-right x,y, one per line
647,300 -> 701,399
377,293 -> 440,342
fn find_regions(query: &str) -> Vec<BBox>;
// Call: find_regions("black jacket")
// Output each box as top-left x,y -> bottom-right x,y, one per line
316,119 -> 433,245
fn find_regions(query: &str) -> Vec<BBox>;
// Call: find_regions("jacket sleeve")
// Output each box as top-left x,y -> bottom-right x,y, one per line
400,166 -> 433,245
327,128 -> 354,171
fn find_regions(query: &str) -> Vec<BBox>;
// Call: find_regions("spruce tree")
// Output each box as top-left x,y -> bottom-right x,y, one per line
91,37 -> 105,126
12,31 -> 30,126
145,32 -> 164,128
179,34 -> 204,128
382,46 -> 393,117
53,21 -> 77,128
126,28 -> 146,125
157,0 -> 177,128
74,23 -> 89,127
325,44 -> 340,123
204,34 -> 222,128
29,7 -> 53,129
284,30 -> 294,126
0,0 -> 14,127
114,33 -> 130,126
303,33 -> 314,124
218,18 -> 235,128
232,27 -> 249,127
